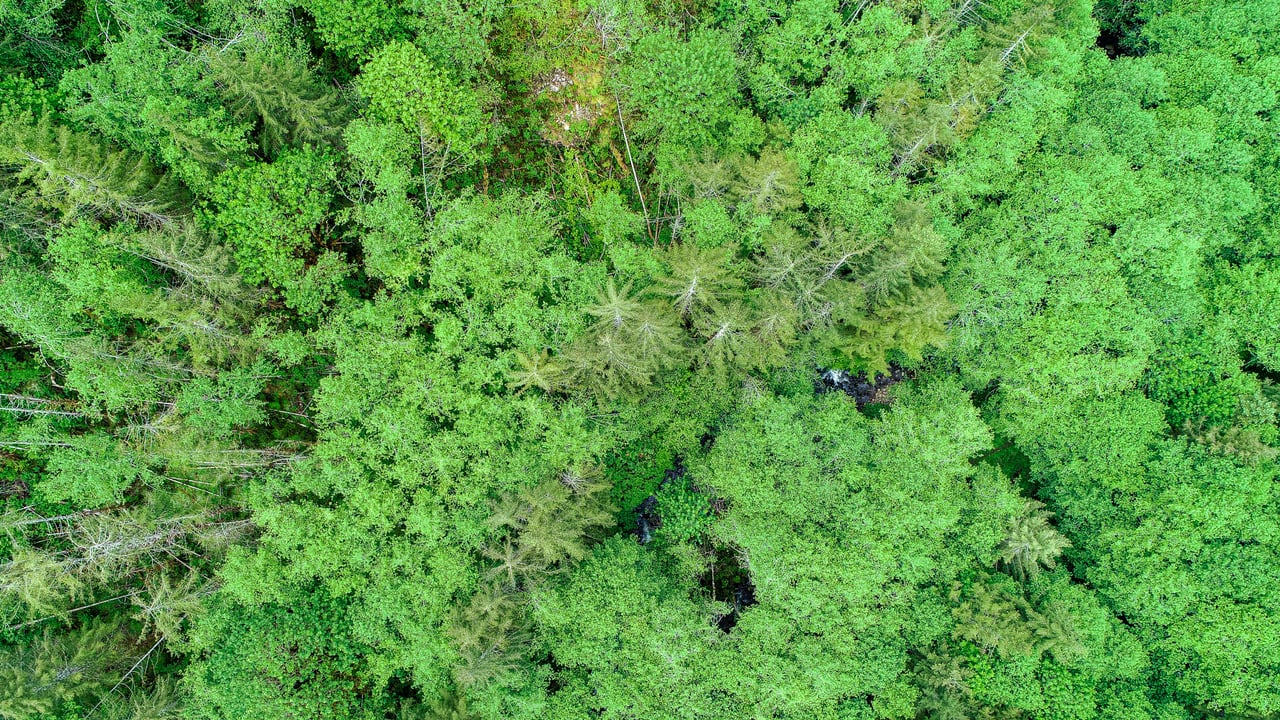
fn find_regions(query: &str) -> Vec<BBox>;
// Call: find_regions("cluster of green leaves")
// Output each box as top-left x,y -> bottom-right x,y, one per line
933,0 -> 1280,714
1,0 -> 1278,718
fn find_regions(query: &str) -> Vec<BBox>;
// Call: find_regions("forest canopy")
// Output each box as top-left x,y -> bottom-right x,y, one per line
2,0 -> 1279,718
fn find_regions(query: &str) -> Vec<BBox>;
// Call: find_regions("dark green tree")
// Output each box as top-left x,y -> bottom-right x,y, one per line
997,500 -> 1071,581
209,49 -> 345,156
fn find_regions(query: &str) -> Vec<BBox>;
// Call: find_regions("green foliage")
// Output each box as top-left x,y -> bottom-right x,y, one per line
1180,418 -> 1279,466
359,41 -> 487,163
300,0 -> 408,60
2,0 -> 1277,717
0,547 -> 85,624
750,200 -> 953,372
448,473 -> 613,689
690,380 -> 1001,713
1144,330 -> 1243,427
58,29 -> 249,189
342,118 -> 426,286
483,475 -> 613,582
653,477 -> 712,544
0,75 -> 53,120
421,192 -> 600,382
209,48 -> 345,156
581,190 -> 643,247
202,147 -> 336,286
529,537 -> 724,717
183,589 -> 386,720
0,115 -> 188,228
174,362 -> 268,440
622,27 -> 746,158
655,243 -> 743,319
39,433 -> 153,507
952,576 -> 1038,659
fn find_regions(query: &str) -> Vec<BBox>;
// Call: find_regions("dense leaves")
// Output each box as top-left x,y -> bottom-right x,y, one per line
1,0 -> 1278,718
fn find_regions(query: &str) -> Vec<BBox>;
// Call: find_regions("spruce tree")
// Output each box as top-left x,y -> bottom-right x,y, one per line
913,646 -> 973,720
131,571 -> 207,642
96,678 -> 183,720
998,500 -> 1071,581
655,244 -> 743,320
856,204 -> 948,308
445,582 -> 525,688
1028,601 -> 1086,663
0,547 -> 85,620
563,280 -> 684,398
0,621 -> 126,719
116,224 -> 252,305
507,349 -> 564,395
209,49 -> 344,156
951,578 -> 1037,658
0,116 -> 187,228
694,299 -> 753,377
729,147 -> 803,216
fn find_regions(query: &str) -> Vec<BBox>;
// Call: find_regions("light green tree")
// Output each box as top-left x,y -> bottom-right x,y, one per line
0,116 -> 187,228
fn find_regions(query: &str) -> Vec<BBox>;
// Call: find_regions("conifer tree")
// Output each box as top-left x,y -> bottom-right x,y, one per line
655,244 -> 743,320
0,116 -> 187,228
0,620 -> 127,719
0,547 -> 85,620
832,284 -> 955,371
1028,601 -> 1086,663
913,646 -> 973,720
132,571 -> 208,642
449,472 -> 615,687
679,150 -> 734,201
998,500 -> 1071,581
730,148 -> 803,216
1180,419 -> 1279,465
856,203 -> 948,308
2,500 -> 238,635
745,202 -> 955,372
942,59 -> 1005,139
563,280 -> 685,398
563,326 -> 654,399
951,578 -> 1037,658
585,278 -> 644,331
811,221 -> 878,286
96,678 -> 183,720
210,49 -> 344,156
117,224 -> 253,305
694,300 -> 754,377
745,289 -> 800,370
629,302 -> 684,368
507,349 -> 565,394
446,581 -> 526,688
753,223 -> 812,291
493,477 -> 614,571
